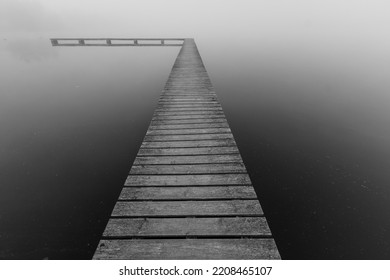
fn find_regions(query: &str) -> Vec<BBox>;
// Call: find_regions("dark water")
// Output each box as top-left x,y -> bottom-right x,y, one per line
210,46 -> 390,259
0,40 -> 179,258
2,1 -> 390,259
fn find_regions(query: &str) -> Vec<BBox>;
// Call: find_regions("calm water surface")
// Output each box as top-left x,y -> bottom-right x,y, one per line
0,40 -> 179,258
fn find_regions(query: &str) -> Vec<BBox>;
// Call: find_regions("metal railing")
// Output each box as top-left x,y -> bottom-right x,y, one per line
50,38 -> 186,47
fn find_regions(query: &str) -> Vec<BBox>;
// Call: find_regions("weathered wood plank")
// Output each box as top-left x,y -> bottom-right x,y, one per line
152,115 -> 226,121
93,239 -> 280,259
143,133 -> 233,142
125,174 -> 251,186
158,101 -> 218,104
163,92 -> 214,94
156,106 -> 222,111
119,186 -> 257,200
150,119 -> 228,125
157,105 -> 221,108
159,98 -> 217,101
163,86 -> 214,89
165,80 -> 211,83
166,81 -> 212,84
165,79 -> 211,82
156,103 -> 220,107
149,122 -> 229,130
162,86 -> 213,88
154,106 -> 222,111
140,139 -> 236,148
159,97 -> 217,101
112,200 -> 263,217
103,217 -> 271,237
133,154 -> 243,165
163,93 -> 214,96
137,146 -> 239,156
153,111 -> 224,117
157,102 -> 220,105
129,163 -> 246,174
158,101 -> 220,105
146,128 -> 231,135
157,107 -> 222,111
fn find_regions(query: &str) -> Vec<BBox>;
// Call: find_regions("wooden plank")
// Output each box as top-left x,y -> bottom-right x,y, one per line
112,200 -> 263,217
166,82 -> 212,84
119,186 -> 257,200
157,101 -> 220,104
161,92 -> 216,95
129,163 -> 246,174
146,128 -> 231,135
166,83 -> 212,85
165,81 -> 211,83
150,119 -> 229,125
165,86 -> 213,88
143,134 -> 233,142
159,97 -> 217,101
156,105 -> 221,108
93,239 -> 280,259
156,107 -> 222,111
152,115 -> 226,121
163,85 -> 212,88
158,101 -> 220,104
155,110 -> 223,115
165,80 -> 211,82
159,97 -> 216,99
157,106 -> 222,110
153,111 -> 224,117
162,93 -> 214,96
141,139 -> 236,148
103,217 -> 271,237
156,106 -> 222,110
137,147 -> 239,156
164,86 -> 212,89
158,100 -> 218,104
157,104 -> 220,108
149,122 -> 229,130
133,154 -> 243,165
159,97 -> 217,100
125,174 -> 251,186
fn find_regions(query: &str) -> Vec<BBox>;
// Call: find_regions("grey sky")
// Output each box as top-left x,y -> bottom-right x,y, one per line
1,0 -> 390,91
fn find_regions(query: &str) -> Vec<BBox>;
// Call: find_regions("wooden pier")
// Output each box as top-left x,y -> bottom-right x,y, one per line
52,38 -> 280,259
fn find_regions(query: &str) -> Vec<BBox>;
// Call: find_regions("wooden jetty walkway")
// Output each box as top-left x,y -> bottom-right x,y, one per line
51,38 -> 280,259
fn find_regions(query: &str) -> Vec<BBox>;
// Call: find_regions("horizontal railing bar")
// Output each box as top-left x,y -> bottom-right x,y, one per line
51,38 -> 187,47
51,38 -> 187,41
52,44 -> 183,47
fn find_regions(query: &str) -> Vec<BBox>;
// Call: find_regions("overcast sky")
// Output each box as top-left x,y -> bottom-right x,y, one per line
1,0 -> 389,45
1,0 -> 390,101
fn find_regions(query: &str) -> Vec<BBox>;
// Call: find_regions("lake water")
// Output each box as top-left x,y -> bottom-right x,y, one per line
1,0 -> 390,259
